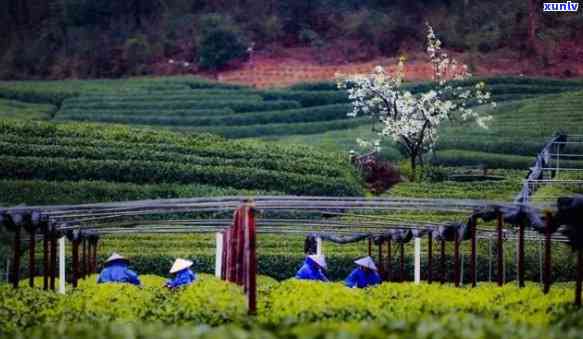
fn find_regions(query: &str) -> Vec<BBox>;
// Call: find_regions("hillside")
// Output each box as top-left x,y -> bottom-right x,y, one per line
2,1 -> 582,81
0,118 -> 362,206
2,76 -> 583,176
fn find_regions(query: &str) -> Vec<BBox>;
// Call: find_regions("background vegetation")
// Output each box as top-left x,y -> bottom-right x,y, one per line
2,0 -> 582,79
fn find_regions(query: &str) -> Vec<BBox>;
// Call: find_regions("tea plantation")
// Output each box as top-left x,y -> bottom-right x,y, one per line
1,275 -> 583,339
2,75 -> 583,339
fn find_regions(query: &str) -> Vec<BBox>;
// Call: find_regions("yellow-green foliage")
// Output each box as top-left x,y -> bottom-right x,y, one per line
0,285 -> 63,334
154,275 -> 247,325
260,279 -> 374,325
259,281 -> 575,327
62,282 -> 160,322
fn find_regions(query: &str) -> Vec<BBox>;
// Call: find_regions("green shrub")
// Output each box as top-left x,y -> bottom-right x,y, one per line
62,282 -> 161,322
261,90 -> 349,107
190,117 -> 368,138
197,14 -> 248,71
259,280 -> 375,325
0,285 -> 63,334
154,276 -> 246,325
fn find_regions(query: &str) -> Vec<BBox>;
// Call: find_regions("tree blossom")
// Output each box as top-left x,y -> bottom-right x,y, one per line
337,23 -> 495,180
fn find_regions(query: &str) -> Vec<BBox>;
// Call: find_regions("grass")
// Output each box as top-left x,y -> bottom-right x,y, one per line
0,98 -> 56,120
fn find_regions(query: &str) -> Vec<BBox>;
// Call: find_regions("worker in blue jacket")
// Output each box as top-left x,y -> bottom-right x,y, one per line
97,253 -> 141,286
345,256 -> 381,288
166,258 -> 196,289
296,254 -> 328,281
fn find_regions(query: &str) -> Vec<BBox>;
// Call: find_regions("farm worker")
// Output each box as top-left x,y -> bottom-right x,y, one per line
295,254 -> 328,281
165,258 -> 196,289
345,256 -> 381,288
97,252 -> 141,286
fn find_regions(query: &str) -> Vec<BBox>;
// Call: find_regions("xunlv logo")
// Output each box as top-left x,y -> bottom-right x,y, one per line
543,1 -> 580,11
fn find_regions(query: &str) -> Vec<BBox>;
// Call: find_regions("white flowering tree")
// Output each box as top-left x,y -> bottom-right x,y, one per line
338,23 -> 495,181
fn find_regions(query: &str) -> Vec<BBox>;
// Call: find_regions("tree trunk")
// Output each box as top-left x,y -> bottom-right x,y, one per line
528,0 -> 540,55
410,155 -> 417,182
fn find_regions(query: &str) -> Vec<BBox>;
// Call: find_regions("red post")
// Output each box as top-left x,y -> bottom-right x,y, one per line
43,223 -> 49,290
440,239 -> 446,284
518,223 -> 525,288
29,226 -> 36,288
543,212 -> 552,294
399,242 -> 405,282
470,217 -> 477,287
387,239 -> 392,282
576,249 -> 582,306
245,206 -> 257,315
497,212 -> 504,286
368,237 -> 372,257
454,231 -> 460,287
427,232 -> 433,284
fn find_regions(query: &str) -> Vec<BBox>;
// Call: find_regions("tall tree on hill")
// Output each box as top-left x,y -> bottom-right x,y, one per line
528,0 -> 541,55
338,24 -> 495,181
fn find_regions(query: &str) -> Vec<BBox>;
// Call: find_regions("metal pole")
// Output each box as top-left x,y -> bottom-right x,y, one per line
454,231 -> 460,287
387,239 -> 392,282
556,142 -> 560,177
470,218 -> 477,287
538,236 -> 543,284
11,223 -> 21,289
81,238 -> 87,279
497,213 -> 504,286
215,232 -> 223,278
399,241 -> 405,282
488,235 -> 492,282
544,212 -> 552,294
29,226 -> 36,288
50,235 -> 57,291
440,239 -> 446,284
316,237 -> 322,256
460,249 -> 464,286
576,249 -> 582,306
5,258 -> 10,283
43,224 -> 49,290
414,237 -> 421,284
518,223 -> 525,288
378,241 -> 384,279
58,237 -> 66,294
72,238 -> 79,288
427,232 -> 433,284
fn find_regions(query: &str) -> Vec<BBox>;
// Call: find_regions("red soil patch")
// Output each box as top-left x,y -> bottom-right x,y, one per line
201,46 -> 583,88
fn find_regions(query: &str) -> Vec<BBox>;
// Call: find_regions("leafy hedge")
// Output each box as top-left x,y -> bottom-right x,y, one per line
0,142 -> 350,178
2,275 -> 583,338
261,90 -> 349,107
189,117 -> 369,138
0,155 -> 362,196
65,93 -> 264,104
0,119 -> 362,198
0,179 -> 281,206
57,104 -> 352,127
10,315 -> 583,339
432,149 -> 583,169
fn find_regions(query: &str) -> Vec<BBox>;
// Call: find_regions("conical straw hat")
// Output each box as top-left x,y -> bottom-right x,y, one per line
105,252 -> 127,264
308,254 -> 327,269
170,258 -> 193,274
354,256 -> 378,271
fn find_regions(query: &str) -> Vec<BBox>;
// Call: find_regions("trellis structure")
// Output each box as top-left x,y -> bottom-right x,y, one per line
1,195 -> 582,310
520,134 -> 583,204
